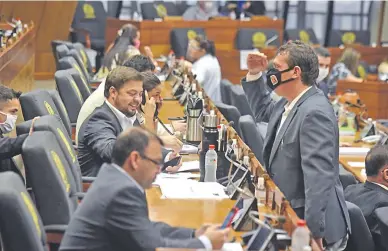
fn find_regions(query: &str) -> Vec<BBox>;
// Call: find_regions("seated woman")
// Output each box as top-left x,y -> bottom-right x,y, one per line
95,24 -> 141,79
140,72 -> 184,152
185,35 -> 222,103
327,48 -> 363,96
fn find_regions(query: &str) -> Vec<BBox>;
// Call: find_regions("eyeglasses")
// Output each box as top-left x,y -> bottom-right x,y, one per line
139,153 -> 163,169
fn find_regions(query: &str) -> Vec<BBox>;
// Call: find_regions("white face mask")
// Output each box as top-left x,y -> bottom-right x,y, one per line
0,111 -> 17,134
317,67 -> 329,83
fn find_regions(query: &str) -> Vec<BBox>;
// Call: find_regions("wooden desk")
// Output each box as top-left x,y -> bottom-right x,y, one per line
337,79 -> 388,120
339,155 -> 366,182
328,46 -> 388,69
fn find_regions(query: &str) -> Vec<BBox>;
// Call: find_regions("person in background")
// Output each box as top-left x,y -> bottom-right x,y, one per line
221,1 -> 266,19
378,59 -> 388,81
185,35 -> 222,103
96,24 -> 141,79
314,47 -> 331,98
345,145 -> 388,251
182,1 -> 219,20
327,48 -> 363,96
0,85 -> 37,176
60,127 -> 230,251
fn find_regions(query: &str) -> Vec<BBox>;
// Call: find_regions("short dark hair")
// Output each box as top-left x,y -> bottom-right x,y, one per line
104,66 -> 143,98
141,72 -> 161,92
0,85 -> 21,105
314,47 -> 331,58
194,35 -> 216,57
123,54 -> 155,73
365,145 -> 388,177
277,40 -> 319,86
112,127 -> 164,166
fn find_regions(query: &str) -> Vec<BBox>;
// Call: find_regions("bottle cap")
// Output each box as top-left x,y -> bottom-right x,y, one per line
209,145 -> 215,149
297,220 -> 306,227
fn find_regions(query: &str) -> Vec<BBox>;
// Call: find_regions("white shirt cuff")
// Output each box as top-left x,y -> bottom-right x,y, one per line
198,235 -> 212,251
164,151 -> 172,162
246,71 -> 263,82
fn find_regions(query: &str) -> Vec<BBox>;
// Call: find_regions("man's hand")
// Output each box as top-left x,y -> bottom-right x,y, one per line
161,135 -> 183,152
203,225 -> 230,250
247,52 -> 268,75
29,116 -> 40,135
195,224 -> 211,237
142,91 -> 157,119
314,238 -> 324,250
165,151 -> 183,173
171,120 -> 187,133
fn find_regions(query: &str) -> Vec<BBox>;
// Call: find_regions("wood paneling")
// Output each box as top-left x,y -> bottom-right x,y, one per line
0,1 -> 77,79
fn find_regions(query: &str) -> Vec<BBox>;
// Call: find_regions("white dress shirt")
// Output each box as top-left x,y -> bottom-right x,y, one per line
105,100 -> 137,130
111,163 -> 212,250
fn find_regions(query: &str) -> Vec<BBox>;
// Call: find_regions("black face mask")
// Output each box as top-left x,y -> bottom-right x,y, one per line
266,67 -> 296,91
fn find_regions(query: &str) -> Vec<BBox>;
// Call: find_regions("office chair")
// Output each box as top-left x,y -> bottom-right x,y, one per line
54,70 -> 84,124
283,28 -> 319,44
214,102 -> 242,136
229,83 -> 254,117
235,28 -> 281,50
22,131 -> 80,226
59,68 -> 91,101
239,115 -> 264,165
51,40 -> 74,70
0,172 -> 66,251
339,173 -> 358,190
344,201 -> 375,251
328,30 -> 371,47
17,115 -> 94,193
170,28 -> 206,58
140,1 -> 180,20
73,42 -> 94,75
19,90 -> 73,139
375,207 -> 388,250
58,56 -> 90,84
55,44 -> 70,68
67,48 -> 90,79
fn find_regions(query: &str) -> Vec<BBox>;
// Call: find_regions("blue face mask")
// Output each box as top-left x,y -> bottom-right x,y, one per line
265,67 -> 296,91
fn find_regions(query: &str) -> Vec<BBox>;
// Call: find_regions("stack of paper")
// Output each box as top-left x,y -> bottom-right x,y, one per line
177,160 -> 200,172
158,179 -> 228,199
339,147 -> 370,156
180,144 -> 199,154
153,173 -> 200,186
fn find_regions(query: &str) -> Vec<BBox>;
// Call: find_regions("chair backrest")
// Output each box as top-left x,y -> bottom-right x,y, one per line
68,48 -> 90,79
141,1 -> 179,20
61,68 -> 91,101
58,56 -> 89,82
22,131 -> 78,226
0,172 -> 48,251
54,70 -> 84,123
374,207 -> 388,250
56,44 -> 70,60
239,115 -> 264,165
283,28 -> 319,44
47,90 -> 72,135
220,79 -> 233,105
328,30 -> 371,47
339,173 -> 358,190
355,61 -> 369,79
73,42 -> 93,75
228,84 -> 254,117
214,102 -> 242,136
72,1 -> 107,42
345,201 -> 375,251
51,40 -> 74,70
16,115 -> 82,193
235,28 -> 281,50
170,28 -> 206,58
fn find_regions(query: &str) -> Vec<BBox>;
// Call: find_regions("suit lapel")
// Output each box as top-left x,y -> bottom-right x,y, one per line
102,103 -> 123,132
268,87 -> 318,167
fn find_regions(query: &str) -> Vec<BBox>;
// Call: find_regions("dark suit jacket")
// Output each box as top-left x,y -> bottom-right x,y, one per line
78,103 -> 170,177
59,163 -> 204,251
0,134 -> 27,173
242,76 -> 351,244
345,181 -> 388,251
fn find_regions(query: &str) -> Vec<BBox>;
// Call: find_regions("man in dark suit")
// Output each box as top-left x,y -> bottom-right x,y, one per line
78,67 -> 174,176
242,41 -> 350,250
345,145 -> 388,251
60,127 -> 229,251
0,85 -> 37,176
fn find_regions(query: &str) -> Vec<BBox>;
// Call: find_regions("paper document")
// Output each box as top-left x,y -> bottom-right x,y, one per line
159,180 -> 228,199
153,172 -> 200,186
222,243 -> 244,251
180,144 -> 199,154
348,162 -> 365,168
177,160 -> 200,172
339,147 -> 370,156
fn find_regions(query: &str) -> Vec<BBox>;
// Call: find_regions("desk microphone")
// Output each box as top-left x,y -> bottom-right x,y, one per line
265,35 -> 279,47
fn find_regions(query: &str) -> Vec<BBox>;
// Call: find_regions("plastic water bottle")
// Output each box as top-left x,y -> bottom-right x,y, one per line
291,220 -> 310,251
204,145 -> 217,182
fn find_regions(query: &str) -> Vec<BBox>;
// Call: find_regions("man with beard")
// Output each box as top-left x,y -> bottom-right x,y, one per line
78,66 -> 172,176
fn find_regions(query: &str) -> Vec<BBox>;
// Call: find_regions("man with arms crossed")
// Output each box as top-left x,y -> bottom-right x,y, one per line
60,127 -> 229,251
242,41 -> 350,250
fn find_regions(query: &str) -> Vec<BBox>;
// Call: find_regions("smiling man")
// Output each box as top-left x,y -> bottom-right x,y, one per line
78,66 -> 173,176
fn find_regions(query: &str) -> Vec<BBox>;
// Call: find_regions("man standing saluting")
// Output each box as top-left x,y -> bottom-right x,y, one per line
241,41 -> 350,250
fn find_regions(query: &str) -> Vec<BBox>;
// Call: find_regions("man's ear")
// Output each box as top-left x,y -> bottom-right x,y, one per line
293,66 -> 302,78
128,151 -> 140,170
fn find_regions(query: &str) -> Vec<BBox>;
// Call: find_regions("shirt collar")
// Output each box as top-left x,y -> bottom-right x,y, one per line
111,163 -> 144,193
371,181 -> 388,191
105,100 -> 137,129
283,86 -> 312,114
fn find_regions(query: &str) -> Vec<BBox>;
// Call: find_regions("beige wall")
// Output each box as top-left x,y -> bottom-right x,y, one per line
370,1 -> 388,44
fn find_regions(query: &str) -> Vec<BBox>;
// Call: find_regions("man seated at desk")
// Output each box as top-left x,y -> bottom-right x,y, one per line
60,127 -> 229,251
78,67 -> 178,177
182,1 -> 219,21
345,145 -> 388,251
